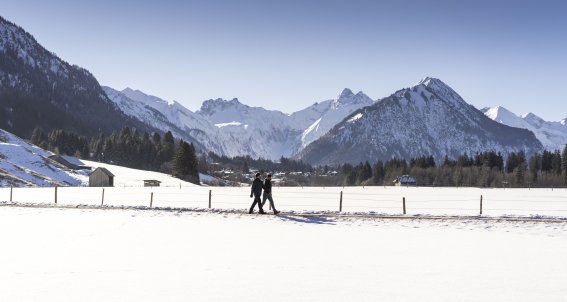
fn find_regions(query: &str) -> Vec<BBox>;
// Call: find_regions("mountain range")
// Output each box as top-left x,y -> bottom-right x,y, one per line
1,15 -> 562,167
103,86 -> 374,160
296,78 -> 543,165
482,106 -> 567,151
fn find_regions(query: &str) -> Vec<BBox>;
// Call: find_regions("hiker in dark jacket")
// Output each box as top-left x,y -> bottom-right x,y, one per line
261,173 -> 279,215
249,173 -> 266,214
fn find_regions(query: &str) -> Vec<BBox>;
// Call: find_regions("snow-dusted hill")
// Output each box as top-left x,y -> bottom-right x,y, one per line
297,78 -> 543,165
0,128 -> 87,186
483,106 -> 567,151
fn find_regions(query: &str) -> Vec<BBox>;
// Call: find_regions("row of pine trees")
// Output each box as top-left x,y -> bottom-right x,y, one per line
30,127 -> 200,184
313,149 -> 567,188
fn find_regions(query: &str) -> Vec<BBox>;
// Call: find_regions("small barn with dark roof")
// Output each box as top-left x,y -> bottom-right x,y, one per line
393,175 -> 417,187
89,167 -> 115,187
48,155 -> 81,170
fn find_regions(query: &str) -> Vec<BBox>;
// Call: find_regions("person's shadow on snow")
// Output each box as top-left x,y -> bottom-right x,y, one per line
276,215 -> 335,225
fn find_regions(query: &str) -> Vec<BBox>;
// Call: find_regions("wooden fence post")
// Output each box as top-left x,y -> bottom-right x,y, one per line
10,185 -> 13,202
54,186 -> 58,205
101,188 -> 105,206
480,195 -> 483,216
339,191 -> 343,212
208,190 -> 212,209
150,192 -> 153,208
403,197 -> 406,215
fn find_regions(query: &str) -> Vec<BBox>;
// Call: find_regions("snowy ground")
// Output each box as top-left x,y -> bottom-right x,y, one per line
2,186 -> 567,218
80,160 -> 200,187
1,206 -> 566,301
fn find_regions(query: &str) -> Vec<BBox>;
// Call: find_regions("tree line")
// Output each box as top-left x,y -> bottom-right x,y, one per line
30,126 -> 200,184
311,149 -> 567,188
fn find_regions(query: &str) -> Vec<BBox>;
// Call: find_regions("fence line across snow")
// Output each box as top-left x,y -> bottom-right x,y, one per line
0,186 -> 566,217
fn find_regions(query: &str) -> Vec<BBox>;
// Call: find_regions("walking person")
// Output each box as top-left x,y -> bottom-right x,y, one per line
261,173 -> 280,215
249,173 -> 266,214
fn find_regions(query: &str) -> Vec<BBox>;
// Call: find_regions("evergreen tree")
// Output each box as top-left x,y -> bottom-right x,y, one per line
372,161 -> 385,185
346,170 -> 357,186
30,126 -> 48,148
552,150 -> 562,175
241,161 -> 250,173
528,154 -> 541,184
172,141 -> 200,184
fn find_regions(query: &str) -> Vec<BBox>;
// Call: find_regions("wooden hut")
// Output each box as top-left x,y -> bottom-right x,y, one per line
89,167 -> 114,187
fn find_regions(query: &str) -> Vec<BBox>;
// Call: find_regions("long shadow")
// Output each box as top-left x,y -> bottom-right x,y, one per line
276,214 -> 336,225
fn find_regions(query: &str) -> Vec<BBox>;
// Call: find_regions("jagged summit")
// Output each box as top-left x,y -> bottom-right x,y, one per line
414,77 -> 456,94
521,112 -> 546,125
198,98 -> 246,116
338,88 -> 355,99
335,88 -> 373,106
414,76 -> 447,88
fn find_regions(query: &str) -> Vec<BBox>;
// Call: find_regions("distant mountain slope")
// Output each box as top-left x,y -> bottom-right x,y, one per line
0,128 -> 87,186
292,88 -> 375,148
197,97 -> 304,158
297,78 -> 543,165
0,16 -> 152,139
105,88 -> 269,158
105,85 -> 377,160
482,106 -> 567,151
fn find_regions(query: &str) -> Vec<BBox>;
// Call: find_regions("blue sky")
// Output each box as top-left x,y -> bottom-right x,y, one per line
2,0 -> 566,120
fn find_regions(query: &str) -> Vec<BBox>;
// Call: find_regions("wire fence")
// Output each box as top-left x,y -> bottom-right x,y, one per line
0,185 -> 566,217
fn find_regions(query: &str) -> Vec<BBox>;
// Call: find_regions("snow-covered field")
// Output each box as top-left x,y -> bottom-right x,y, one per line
0,206 -> 566,301
2,185 -> 567,218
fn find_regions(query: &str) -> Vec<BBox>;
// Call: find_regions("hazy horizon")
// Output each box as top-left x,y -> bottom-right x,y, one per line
2,0 -> 566,120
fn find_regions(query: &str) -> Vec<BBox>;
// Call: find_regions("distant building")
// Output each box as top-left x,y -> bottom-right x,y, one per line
393,175 -> 417,186
143,180 -> 161,187
89,167 -> 114,187
48,155 -> 81,170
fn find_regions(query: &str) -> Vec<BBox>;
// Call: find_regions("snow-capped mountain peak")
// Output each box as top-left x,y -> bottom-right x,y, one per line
521,112 -> 546,127
413,77 -> 465,107
300,88 -> 375,148
338,88 -> 355,99
484,106 -> 567,151
335,89 -> 373,107
482,106 -> 522,125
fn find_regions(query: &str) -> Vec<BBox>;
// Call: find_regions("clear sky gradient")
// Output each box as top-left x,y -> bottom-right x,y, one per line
1,0 -> 566,120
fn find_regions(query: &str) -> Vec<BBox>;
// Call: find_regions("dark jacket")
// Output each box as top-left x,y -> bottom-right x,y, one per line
263,179 -> 272,194
251,178 -> 263,196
